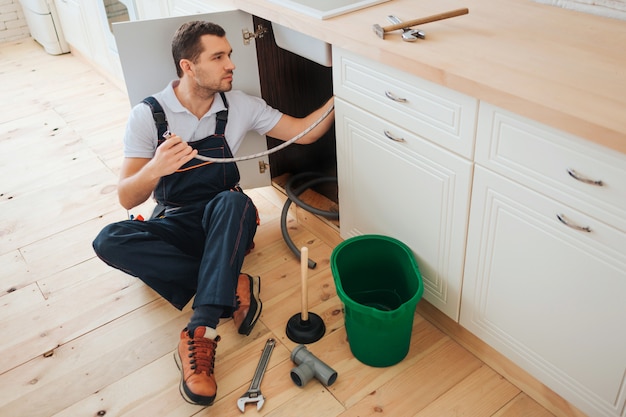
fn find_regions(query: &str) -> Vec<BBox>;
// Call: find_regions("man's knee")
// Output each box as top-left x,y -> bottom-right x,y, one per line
203,191 -> 258,236
92,222 -> 126,259
216,190 -> 249,206
209,191 -> 254,217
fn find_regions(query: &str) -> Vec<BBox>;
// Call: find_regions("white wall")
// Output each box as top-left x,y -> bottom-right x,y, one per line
0,0 -> 30,42
534,0 -> 626,20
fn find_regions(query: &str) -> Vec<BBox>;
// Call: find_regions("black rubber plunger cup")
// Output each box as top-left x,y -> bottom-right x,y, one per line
286,247 -> 325,344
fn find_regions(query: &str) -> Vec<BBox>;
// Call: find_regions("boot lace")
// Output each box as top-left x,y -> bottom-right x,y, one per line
187,335 -> 220,375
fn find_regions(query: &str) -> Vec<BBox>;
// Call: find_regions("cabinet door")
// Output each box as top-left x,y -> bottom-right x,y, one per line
335,99 -> 472,320
111,11 -> 270,189
461,166 -> 626,417
53,0 -> 92,53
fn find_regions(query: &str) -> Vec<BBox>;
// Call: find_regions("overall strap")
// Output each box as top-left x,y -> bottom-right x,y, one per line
215,92 -> 229,136
142,96 -> 169,139
143,93 -> 228,137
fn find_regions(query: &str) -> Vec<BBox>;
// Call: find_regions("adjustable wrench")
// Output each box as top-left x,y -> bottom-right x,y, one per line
387,15 -> 425,41
237,338 -> 275,412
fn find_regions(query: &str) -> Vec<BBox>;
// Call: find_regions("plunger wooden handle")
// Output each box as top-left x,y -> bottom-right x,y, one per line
300,246 -> 309,321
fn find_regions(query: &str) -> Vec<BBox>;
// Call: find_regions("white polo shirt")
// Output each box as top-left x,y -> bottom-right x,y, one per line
123,80 -> 283,158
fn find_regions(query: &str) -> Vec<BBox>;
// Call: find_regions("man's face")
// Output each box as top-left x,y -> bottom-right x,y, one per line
187,34 -> 235,94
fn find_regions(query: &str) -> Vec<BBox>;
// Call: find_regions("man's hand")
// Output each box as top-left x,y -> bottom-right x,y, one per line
117,134 -> 198,210
266,97 -> 335,145
149,133 -> 198,176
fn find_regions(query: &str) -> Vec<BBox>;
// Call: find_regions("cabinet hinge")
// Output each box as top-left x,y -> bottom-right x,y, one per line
258,160 -> 269,174
242,25 -> 268,45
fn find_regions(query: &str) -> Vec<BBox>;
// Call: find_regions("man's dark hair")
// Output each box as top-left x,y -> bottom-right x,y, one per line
172,21 -> 226,77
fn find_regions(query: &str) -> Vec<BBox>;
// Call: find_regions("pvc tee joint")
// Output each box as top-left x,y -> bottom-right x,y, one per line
290,345 -> 338,387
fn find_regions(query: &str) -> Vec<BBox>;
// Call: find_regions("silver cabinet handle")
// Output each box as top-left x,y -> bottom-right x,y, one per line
384,91 -> 407,103
384,130 -> 406,142
567,168 -> 604,186
556,213 -> 592,233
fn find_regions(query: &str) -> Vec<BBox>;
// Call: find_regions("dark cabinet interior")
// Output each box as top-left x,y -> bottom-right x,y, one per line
252,16 -> 337,203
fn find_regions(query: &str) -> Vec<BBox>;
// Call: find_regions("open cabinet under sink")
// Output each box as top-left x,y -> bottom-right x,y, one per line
112,11 -> 336,200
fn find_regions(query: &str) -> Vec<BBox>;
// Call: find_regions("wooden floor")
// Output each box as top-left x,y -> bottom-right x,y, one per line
0,38 -> 557,417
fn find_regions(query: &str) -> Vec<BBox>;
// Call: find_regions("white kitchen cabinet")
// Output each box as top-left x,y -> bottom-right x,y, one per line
54,0 -> 124,80
333,47 -> 475,320
461,104 -> 626,417
53,0 -> 92,54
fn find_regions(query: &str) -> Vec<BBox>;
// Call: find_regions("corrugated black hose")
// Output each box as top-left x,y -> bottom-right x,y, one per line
281,172 -> 339,269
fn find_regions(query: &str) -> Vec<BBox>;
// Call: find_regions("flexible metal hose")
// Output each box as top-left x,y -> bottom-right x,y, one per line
192,103 -> 334,163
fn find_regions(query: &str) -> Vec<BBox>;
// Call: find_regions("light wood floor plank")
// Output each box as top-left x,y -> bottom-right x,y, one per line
49,352 -> 186,417
0,167 -> 119,254
412,365 -> 521,417
0,299 -> 188,417
0,272 -> 157,375
0,282 -> 45,320
330,316 -> 452,409
262,386 -> 345,417
0,250 -> 30,296
337,338 -> 483,417
20,211 -> 127,286
494,393 -> 557,417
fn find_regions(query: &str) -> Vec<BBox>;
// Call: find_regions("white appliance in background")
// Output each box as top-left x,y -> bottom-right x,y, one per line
19,0 -> 70,55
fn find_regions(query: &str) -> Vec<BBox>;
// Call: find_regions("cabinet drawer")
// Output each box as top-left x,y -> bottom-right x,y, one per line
332,47 -> 477,158
476,102 -> 626,232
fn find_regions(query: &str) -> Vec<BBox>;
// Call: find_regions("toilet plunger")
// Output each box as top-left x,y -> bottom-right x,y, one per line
286,247 -> 326,343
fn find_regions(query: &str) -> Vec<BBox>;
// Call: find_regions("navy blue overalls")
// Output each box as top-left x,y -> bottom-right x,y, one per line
93,93 -> 258,312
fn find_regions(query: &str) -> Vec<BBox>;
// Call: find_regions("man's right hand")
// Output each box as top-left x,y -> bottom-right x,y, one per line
149,133 -> 199,176
117,134 -> 198,210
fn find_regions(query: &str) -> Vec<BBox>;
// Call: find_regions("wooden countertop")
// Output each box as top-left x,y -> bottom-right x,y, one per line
234,0 -> 626,155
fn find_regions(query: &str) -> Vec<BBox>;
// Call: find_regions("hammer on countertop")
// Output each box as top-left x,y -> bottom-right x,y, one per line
373,8 -> 469,39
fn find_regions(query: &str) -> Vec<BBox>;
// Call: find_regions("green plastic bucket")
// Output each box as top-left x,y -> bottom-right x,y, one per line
331,235 -> 424,367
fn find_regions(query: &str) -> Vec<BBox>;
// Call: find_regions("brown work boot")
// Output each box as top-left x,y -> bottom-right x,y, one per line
174,327 -> 220,406
233,273 -> 262,335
